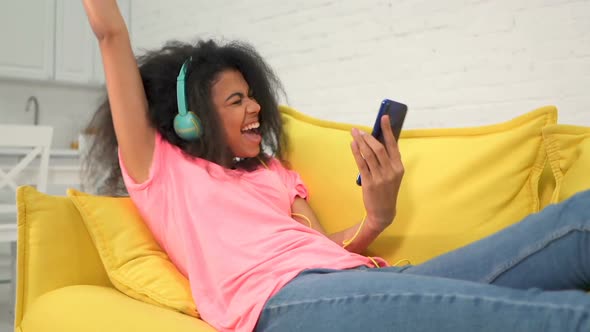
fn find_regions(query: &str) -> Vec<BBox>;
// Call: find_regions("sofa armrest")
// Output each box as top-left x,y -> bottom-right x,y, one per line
15,186 -> 111,328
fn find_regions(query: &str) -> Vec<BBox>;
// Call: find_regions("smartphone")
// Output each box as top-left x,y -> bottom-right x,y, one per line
356,99 -> 407,186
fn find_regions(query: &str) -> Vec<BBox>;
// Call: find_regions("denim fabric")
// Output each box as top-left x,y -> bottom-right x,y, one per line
255,190 -> 590,332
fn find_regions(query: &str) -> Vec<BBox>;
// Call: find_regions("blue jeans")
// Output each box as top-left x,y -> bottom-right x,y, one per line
255,189 -> 590,331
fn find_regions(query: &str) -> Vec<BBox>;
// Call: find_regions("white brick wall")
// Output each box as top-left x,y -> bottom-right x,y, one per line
130,0 -> 590,128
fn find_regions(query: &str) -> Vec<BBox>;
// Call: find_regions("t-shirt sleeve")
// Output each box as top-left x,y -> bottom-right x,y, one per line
118,131 -> 168,191
270,158 -> 309,205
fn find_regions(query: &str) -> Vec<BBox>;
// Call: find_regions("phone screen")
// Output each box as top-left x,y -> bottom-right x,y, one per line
357,99 -> 407,186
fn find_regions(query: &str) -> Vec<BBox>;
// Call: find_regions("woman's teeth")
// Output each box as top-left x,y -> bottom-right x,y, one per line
241,122 -> 260,132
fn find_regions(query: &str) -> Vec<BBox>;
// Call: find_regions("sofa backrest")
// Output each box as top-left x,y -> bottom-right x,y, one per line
279,104 -> 558,265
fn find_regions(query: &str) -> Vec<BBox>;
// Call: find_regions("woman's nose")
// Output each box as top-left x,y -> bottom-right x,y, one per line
247,98 -> 261,114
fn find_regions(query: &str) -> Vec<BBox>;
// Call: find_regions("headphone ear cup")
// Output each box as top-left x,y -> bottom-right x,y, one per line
174,111 -> 203,141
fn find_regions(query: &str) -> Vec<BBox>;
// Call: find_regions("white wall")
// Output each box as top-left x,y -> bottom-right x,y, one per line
130,0 -> 590,128
0,80 -> 105,148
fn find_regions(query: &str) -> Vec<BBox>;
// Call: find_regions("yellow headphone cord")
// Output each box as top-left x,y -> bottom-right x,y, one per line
258,157 -> 269,169
291,213 -> 313,228
340,213 -> 378,267
342,212 -> 367,248
290,212 -> 411,268
341,213 -> 411,267
260,156 -> 411,269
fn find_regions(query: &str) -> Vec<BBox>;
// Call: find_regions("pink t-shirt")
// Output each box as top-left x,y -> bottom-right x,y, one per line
119,133 -> 385,332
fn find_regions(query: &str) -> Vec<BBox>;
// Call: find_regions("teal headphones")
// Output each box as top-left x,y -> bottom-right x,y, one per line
174,58 -> 203,141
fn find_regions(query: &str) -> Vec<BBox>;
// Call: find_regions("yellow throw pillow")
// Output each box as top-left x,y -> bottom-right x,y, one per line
542,124 -> 590,203
67,189 -> 198,318
280,105 -> 557,265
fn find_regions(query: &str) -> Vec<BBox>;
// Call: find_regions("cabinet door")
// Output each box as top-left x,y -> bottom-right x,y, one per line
0,0 -> 55,80
54,0 -> 94,84
92,0 -> 132,86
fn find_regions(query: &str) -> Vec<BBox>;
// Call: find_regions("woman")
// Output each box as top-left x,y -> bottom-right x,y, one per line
82,1 -> 590,331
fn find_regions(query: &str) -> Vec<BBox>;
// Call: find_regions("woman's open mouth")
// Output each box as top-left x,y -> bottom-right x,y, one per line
241,122 -> 262,143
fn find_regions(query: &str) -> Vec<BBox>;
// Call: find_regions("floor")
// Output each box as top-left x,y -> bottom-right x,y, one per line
0,243 -> 13,332
0,285 -> 10,332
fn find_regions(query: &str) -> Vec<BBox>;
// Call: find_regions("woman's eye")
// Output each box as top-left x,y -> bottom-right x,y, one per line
233,99 -> 242,105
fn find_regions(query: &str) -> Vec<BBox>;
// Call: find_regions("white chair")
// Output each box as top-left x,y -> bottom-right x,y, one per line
0,125 -> 53,239
0,124 -> 53,327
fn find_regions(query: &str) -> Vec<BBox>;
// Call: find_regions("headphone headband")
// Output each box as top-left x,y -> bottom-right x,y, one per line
176,58 -> 191,116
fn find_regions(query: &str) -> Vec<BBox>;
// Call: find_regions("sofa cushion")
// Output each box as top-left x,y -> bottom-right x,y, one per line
20,285 -> 214,332
542,124 -> 590,203
67,189 -> 199,318
280,105 -> 557,264
538,161 -> 557,210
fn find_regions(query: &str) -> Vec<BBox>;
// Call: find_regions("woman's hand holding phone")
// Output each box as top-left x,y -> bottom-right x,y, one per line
350,114 -> 405,232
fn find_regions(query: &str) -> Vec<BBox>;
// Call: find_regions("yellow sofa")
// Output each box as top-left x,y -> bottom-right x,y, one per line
14,105 -> 590,331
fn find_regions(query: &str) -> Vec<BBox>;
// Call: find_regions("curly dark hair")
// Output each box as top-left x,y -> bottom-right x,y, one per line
82,39 -> 288,196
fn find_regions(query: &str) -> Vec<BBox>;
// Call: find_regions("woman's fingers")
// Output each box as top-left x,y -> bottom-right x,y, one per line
351,128 -> 383,180
360,125 -> 392,171
350,139 -> 371,182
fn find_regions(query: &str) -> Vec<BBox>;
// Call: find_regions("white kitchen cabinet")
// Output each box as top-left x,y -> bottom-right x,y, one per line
54,0 -> 94,84
0,0 -> 131,86
0,0 -> 56,81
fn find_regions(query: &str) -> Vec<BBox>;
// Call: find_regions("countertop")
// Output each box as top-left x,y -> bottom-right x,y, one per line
0,147 -> 79,158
